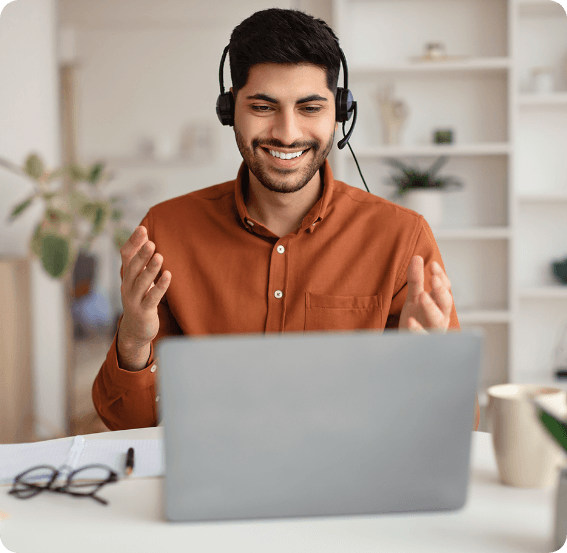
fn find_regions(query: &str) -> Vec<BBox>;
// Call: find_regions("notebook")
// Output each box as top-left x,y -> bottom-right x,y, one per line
156,328 -> 483,523
0,436 -> 164,485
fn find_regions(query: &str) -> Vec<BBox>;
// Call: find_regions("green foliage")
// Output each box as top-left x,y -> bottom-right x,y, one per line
537,407 -> 567,453
24,153 -> 44,180
3,151 -> 133,280
40,233 -> 73,279
88,163 -> 104,184
8,195 -> 35,222
383,156 -> 464,198
31,223 -> 43,258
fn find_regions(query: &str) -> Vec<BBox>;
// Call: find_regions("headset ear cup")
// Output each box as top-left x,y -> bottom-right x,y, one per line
216,91 -> 235,126
336,88 -> 354,123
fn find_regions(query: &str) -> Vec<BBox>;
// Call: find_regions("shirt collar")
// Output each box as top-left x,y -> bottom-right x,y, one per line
234,157 -> 335,236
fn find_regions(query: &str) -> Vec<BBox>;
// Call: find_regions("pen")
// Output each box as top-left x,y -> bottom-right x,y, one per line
125,447 -> 135,476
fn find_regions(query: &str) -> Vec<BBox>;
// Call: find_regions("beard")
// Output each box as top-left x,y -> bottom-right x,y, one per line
233,125 -> 335,194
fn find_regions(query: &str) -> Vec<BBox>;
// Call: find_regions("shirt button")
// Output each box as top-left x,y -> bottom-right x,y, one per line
150,364 -> 157,373
247,219 -> 254,226
155,395 -> 160,402
277,245 -> 285,254
274,290 -> 283,299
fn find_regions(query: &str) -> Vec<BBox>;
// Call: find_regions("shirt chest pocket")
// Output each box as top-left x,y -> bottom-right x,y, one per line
304,292 -> 383,332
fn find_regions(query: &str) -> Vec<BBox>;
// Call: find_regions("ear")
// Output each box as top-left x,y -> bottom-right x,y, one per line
335,121 -> 339,131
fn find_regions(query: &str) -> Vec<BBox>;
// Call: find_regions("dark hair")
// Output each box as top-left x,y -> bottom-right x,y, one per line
228,8 -> 341,103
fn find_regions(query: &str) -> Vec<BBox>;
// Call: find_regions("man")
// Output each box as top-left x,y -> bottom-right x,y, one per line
93,8 -> 480,432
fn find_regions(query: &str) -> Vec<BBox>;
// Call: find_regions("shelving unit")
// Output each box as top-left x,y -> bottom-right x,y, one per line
329,0 -> 567,420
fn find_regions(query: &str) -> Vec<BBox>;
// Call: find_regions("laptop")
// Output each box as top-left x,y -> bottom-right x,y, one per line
156,328 -> 483,522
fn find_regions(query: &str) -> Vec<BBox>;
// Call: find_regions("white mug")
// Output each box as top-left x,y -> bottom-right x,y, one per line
487,384 -> 567,488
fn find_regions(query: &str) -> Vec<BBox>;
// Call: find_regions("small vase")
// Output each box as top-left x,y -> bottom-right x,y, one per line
401,189 -> 444,227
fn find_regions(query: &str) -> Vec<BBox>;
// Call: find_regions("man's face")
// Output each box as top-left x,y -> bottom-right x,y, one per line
232,63 -> 338,194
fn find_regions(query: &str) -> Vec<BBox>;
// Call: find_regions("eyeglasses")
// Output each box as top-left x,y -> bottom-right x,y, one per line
8,463 -> 118,506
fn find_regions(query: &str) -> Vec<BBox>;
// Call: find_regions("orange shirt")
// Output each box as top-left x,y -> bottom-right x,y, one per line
92,158 -> 460,431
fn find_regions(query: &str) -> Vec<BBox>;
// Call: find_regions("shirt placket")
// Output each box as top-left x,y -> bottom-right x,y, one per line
264,238 -> 289,332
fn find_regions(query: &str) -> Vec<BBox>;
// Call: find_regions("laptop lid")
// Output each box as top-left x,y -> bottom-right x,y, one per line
156,329 -> 483,522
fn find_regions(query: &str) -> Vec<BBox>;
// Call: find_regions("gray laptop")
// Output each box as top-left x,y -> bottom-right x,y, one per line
156,329 -> 483,522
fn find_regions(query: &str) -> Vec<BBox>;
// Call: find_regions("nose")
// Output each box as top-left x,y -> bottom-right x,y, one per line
269,107 -> 304,148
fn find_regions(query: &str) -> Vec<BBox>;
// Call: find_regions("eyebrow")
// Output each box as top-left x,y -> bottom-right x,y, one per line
245,93 -> 328,104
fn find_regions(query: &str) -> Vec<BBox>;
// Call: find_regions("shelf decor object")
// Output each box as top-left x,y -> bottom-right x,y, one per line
377,84 -> 409,146
1,153 -> 134,280
552,257 -> 567,285
409,41 -> 470,63
434,129 -> 454,144
553,319 -> 567,380
382,156 -> 464,227
531,66 -> 556,93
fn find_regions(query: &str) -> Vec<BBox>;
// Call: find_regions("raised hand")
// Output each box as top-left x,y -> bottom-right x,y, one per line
118,225 -> 171,348
399,255 -> 453,334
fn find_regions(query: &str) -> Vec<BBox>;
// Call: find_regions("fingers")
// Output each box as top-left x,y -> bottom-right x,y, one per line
429,266 -> 453,323
404,257 -> 452,331
407,256 -> 425,304
120,226 -> 149,284
120,226 -> 170,306
408,317 -> 428,335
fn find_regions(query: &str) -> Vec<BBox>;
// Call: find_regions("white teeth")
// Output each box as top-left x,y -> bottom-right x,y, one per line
269,149 -> 305,160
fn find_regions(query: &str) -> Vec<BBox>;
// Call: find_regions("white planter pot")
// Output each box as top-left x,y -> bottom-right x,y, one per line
401,189 -> 444,227
554,466 -> 567,551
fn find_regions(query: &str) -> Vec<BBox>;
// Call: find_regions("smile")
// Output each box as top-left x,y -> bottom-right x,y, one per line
261,147 -> 310,166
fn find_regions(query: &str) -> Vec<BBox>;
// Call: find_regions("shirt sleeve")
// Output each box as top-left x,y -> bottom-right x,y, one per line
92,211 -> 183,431
385,216 -> 460,331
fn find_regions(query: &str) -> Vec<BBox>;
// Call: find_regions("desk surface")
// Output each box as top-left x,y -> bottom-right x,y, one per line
0,429 -> 561,553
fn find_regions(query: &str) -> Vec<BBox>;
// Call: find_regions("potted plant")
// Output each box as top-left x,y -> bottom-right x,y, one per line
382,155 -> 464,227
1,152 -> 134,280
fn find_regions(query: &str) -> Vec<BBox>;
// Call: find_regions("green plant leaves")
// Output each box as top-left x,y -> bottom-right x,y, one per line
3,151 -> 126,280
30,223 -> 42,258
428,156 -> 449,177
383,155 -> 463,197
67,164 -> 90,182
88,163 -> 104,184
537,407 -> 567,453
24,153 -> 44,180
81,201 -> 111,235
40,233 -> 73,279
8,195 -> 35,222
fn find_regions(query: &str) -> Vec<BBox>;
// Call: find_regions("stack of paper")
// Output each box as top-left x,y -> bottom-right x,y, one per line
0,435 -> 164,485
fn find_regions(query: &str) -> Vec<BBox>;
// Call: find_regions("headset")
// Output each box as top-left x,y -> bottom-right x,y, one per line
216,43 -> 369,193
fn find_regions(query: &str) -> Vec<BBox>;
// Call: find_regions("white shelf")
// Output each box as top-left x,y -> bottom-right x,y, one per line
517,0 -> 567,18
457,309 -> 512,324
519,286 -> 567,299
350,57 -> 511,76
518,92 -> 567,106
350,143 -> 511,158
432,227 -> 512,239
87,157 -> 212,169
518,194 -> 567,202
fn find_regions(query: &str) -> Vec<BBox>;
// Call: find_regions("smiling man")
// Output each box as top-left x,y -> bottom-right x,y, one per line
93,8 -> 480,432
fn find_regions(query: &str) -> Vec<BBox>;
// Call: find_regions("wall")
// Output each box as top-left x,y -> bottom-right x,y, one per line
0,0 -> 65,439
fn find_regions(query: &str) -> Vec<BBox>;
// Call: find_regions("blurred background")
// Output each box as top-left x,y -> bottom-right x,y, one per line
1,0 -> 566,442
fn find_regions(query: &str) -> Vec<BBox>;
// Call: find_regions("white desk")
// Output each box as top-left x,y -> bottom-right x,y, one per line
0,429 -> 561,553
